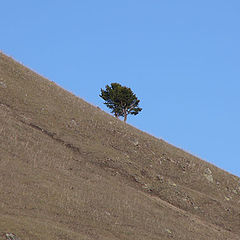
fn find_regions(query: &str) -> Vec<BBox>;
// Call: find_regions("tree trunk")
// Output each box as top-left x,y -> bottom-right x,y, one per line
123,109 -> 127,122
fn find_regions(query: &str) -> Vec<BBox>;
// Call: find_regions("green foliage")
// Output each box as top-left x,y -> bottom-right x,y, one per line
100,83 -> 142,122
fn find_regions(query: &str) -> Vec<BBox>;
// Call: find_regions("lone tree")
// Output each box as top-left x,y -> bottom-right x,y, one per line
100,83 -> 142,122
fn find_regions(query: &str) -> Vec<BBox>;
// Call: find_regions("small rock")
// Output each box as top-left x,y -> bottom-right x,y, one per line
225,196 -> 230,201
165,228 -> 172,234
204,168 -> 214,183
132,139 -> 139,146
168,180 -> 177,187
232,189 -> 237,194
142,183 -> 149,189
5,233 -> 21,240
204,174 -> 213,183
204,168 -> 212,175
0,81 -> 7,88
166,157 -> 175,163
133,175 -> 141,183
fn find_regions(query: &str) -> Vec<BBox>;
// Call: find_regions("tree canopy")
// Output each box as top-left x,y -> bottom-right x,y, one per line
100,83 -> 142,122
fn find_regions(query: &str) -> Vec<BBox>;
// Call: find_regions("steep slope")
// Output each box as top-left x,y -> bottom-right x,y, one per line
0,52 -> 240,240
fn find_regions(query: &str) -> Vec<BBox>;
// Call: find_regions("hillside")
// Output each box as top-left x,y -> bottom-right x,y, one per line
0,52 -> 240,240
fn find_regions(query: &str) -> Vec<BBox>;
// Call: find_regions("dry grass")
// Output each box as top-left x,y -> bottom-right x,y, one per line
0,52 -> 240,239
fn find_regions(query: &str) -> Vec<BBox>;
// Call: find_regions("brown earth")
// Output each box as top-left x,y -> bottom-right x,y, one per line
0,52 -> 240,240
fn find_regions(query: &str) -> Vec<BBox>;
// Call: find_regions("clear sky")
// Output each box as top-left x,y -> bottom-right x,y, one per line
1,1 -> 240,177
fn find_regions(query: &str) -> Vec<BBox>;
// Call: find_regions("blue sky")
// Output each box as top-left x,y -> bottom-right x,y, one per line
1,1 -> 240,177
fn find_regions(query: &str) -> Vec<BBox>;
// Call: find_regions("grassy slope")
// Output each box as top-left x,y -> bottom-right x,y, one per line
0,52 -> 240,240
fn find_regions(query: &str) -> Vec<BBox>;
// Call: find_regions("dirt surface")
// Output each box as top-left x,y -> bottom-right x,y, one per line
0,52 -> 240,239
